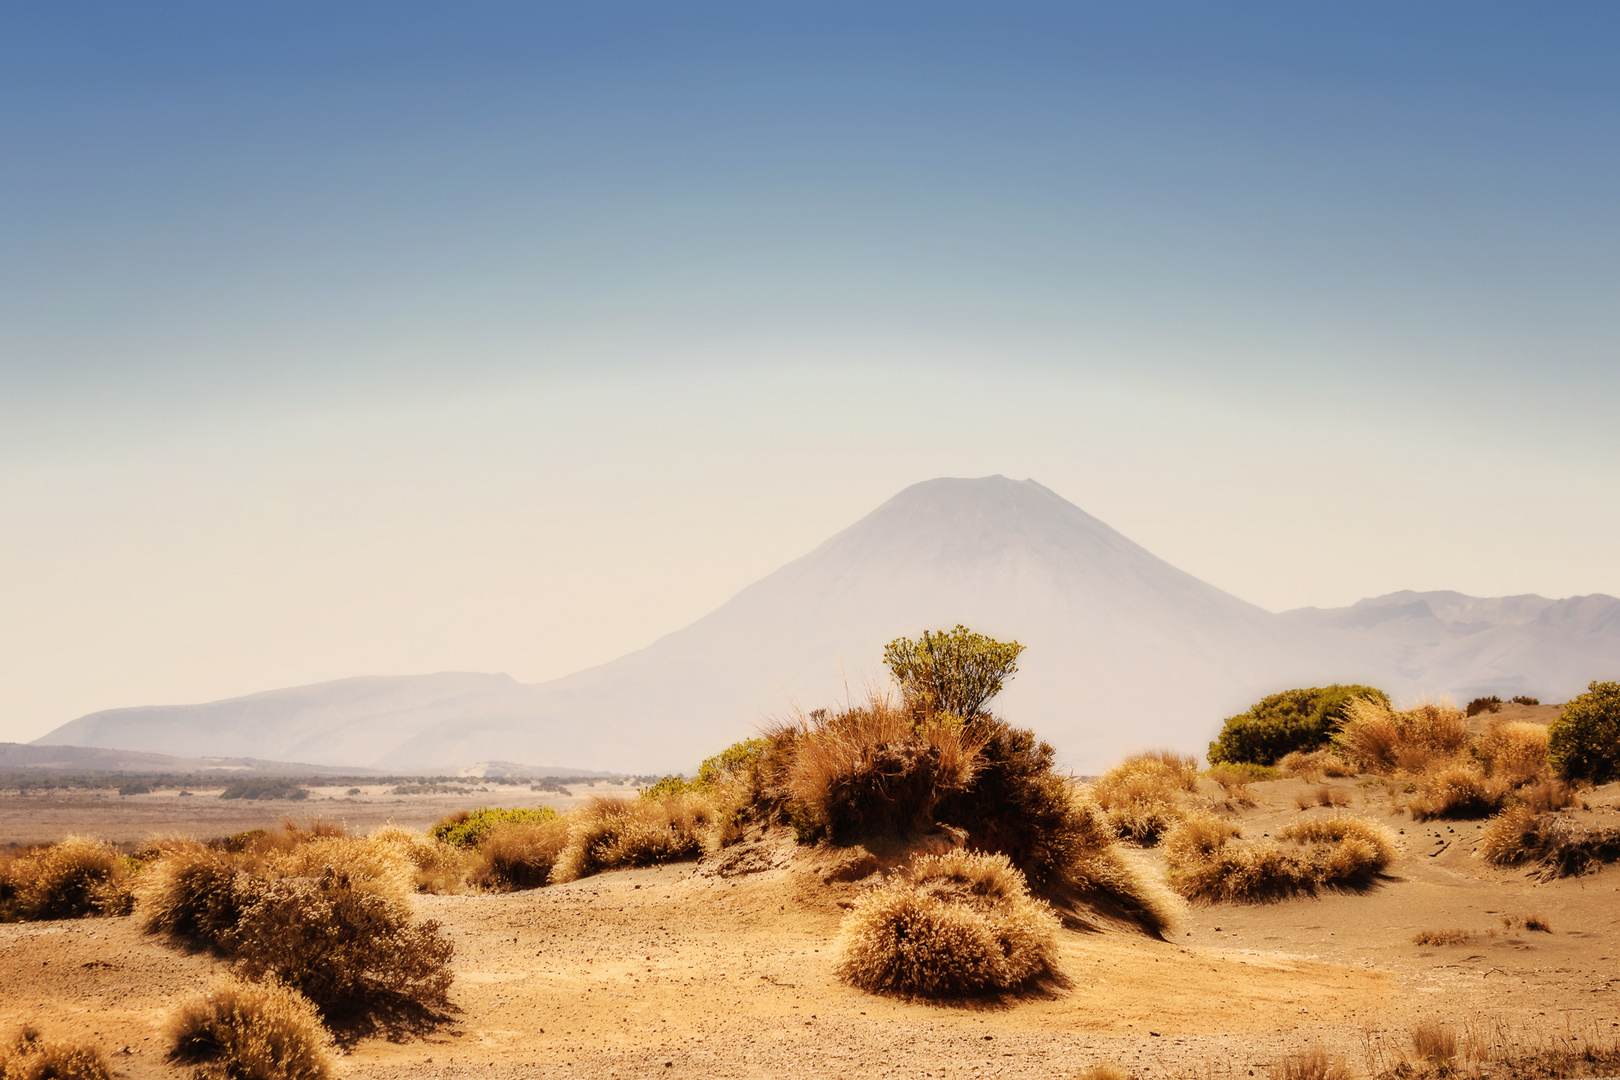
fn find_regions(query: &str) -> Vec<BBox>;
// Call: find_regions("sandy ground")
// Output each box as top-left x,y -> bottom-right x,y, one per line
1,774 -> 1617,1079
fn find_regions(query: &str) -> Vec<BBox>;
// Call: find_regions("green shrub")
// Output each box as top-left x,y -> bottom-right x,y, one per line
882,625 -> 1024,720
167,979 -> 333,1080
0,1025 -> 111,1080
1208,685 -> 1390,766
429,806 -> 556,849
1465,695 -> 1504,718
694,737 -> 773,788
1548,680 -> 1620,784
832,850 -> 1059,998
638,775 -> 696,799
220,780 -> 309,802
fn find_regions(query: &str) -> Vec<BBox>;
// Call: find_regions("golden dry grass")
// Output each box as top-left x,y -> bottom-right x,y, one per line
1474,721 -> 1550,785
1163,812 -> 1396,903
467,817 -> 572,891
1278,750 -> 1356,782
832,849 -> 1061,998
1336,697 -> 1470,774
166,979 -> 334,1080
1269,1046 -> 1352,1080
1407,767 -> 1509,822
1412,928 -> 1475,946
1091,751 -> 1197,845
550,793 -> 721,884
0,1025 -> 111,1080
0,836 -> 132,923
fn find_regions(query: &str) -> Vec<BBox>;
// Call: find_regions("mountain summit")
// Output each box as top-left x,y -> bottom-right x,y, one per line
38,476 -> 1620,773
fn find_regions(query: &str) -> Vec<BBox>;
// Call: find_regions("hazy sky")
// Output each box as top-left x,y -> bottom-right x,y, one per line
4,3 -> 1619,742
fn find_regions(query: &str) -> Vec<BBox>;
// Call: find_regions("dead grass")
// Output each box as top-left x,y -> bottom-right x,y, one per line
1479,805 -> 1620,878
1412,929 -> 1475,946
1408,767 -> 1510,821
1091,751 -> 1197,845
832,849 -> 1061,998
1412,1022 -> 1459,1068
167,979 -> 333,1080
0,836 -> 133,922
1072,1067 -> 1131,1080
0,1025 -> 111,1080
1278,750 -> 1357,783
776,695 -> 987,843
1474,721 -> 1550,785
550,793 -> 721,883
1368,1016 -> 1620,1079
1336,697 -> 1470,774
1163,812 -> 1396,903
467,816 -> 572,891
364,826 -> 472,895
1269,1046 -> 1352,1080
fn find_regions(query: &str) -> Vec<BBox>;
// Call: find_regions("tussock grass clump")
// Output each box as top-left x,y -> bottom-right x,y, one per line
1073,1068 -> 1131,1080
1334,697 -> 1469,774
1473,721 -> 1549,785
1412,928 -> 1474,946
1407,767 -> 1509,822
1163,812 -> 1396,903
1278,750 -> 1357,782
774,696 -> 985,843
167,979 -> 333,1080
1412,1023 -> 1458,1068
1479,807 -> 1620,879
1269,1046 -> 1351,1080
0,1025 -> 111,1080
364,826 -> 471,895
467,816 -> 572,891
430,807 -> 557,849
550,793 -> 720,883
138,848 -> 251,953
832,850 -> 1059,998
0,836 -> 133,923
1091,751 -> 1197,845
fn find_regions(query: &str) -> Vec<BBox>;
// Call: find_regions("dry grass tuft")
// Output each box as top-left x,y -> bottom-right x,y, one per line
1163,812 -> 1396,903
1474,721 -> 1550,785
550,793 -> 720,883
1091,751 -> 1197,845
1408,767 -> 1509,822
364,827 -> 471,895
832,850 -> 1060,998
1269,1046 -> 1352,1080
0,836 -> 133,923
467,817 -> 572,891
1412,928 -> 1475,946
0,1025 -> 111,1080
1412,1022 -> 1458,1067
138,848 -> 252,953
776,695 -> 986,843
1336,697 -> 1469,774
1278,750 -> 1356,782
1073,1067 -> 1132,1080
167,979 -> 333,1080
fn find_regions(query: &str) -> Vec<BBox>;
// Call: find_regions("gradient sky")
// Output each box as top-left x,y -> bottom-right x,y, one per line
3,2 -> 1619,742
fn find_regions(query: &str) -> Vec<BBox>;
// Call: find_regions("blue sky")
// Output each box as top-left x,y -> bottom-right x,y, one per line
3,3 -> 1618,738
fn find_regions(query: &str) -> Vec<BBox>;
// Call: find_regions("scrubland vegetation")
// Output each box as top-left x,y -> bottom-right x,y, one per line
166,979 -> 333,1080
0,1025 -> 111,1080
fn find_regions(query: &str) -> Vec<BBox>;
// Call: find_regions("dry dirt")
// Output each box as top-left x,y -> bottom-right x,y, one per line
2,775 -> 1618,1079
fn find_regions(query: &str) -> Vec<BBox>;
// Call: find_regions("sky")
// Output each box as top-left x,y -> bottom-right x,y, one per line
3,2 -> 1619,742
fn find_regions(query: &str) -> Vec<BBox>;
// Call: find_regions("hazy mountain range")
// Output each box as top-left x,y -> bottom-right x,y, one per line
37,477 -> 1620,774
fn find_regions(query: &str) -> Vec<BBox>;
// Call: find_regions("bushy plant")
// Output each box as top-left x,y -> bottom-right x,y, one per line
1465,695 -> 1504,718
364,827 -> 471,894
0,1025 -> 111,1080
549,793 -> 719,883
1163,812 -> 1395,902
1208,685 -> 1389,766
1091,751 -> 1197,844
1548,680 -> 1620,784
219,780 -> 309,801
777,697 -> 985,843
226,868 -> 454,1036
0,836 -> 133,923
139,848 -> 251,953
167,979 -> 333,1080
1406,767 -> 1509,821
882,625 -> 1023,721
1333,697 -> 1469,774
1278,750 -> 1356,781
832,850 -> 1059,998
1472,720 -> 1549,785
430,807 -> 556,849
1510,695 -> 1540,706
467,816 -> 572,891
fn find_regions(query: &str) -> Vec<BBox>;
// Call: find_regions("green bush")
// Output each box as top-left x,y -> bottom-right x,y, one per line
1511,695 -> 1540,706
1207,685 -> 1390,766
429,806 -> 556,849
638,775 -> 696,799
1548,680 -> 1620,784
220,780 -> 309,801
883,625 -> 1023,720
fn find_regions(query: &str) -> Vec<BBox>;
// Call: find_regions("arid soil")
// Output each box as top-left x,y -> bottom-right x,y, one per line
1,773 -> 1617,1079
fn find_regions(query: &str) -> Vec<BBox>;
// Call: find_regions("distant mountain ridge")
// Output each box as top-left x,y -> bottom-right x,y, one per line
36,477 -> 1620,773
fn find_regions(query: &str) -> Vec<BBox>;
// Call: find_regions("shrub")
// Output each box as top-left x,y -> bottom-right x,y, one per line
934,723 -> 1182,936
467,816 -> 572,891
882,625 -> 1024,721
219,780 -> 309,801
1208,685 -> 1390,766
1278,750 -> 1356,781
0,1025 -> 111,1080
365,827 -> 471,894
226,868 -> 454,1036
1074,1068 -> 1130,1080
430,807 -> 556,849
777,696 -> 985,843
1465,695 -> 1504,718
1091,752 -> 1196,844
1163,812 -> 1395,902
694,737 -> 773,788
832,850 -> 1059,998
1407,767 -> 1508,821
139,848 -> 251,953
1548,680 -> 1620,784
1473,721 -> 1549,785
550,793 -> 719,883
638,776 -> 696,799
0,836 -> 133,922
1334,697 -> 1469,774
1412,929 -> 1474,946
167,979 -> 333,1080
1510,695 -> 1540,706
